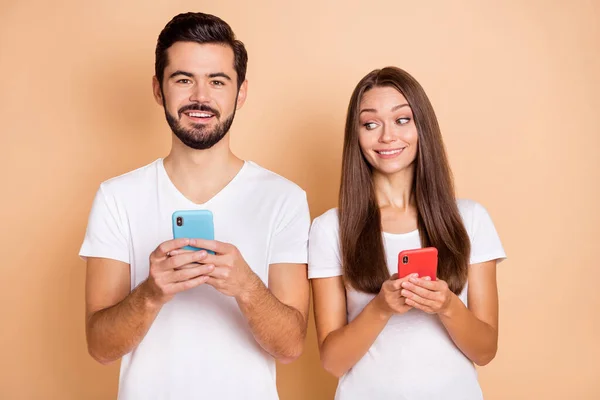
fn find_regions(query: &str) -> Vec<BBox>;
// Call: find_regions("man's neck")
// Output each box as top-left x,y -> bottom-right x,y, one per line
163,135 -> 244,205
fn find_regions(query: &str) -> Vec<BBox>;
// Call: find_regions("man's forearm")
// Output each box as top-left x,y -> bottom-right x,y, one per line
236,279 -> 306,363
86,282 -> 161,364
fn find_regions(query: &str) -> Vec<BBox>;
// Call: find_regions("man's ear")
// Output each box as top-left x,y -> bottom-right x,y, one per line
152,76 -> 163,106
235,79 -> 248,110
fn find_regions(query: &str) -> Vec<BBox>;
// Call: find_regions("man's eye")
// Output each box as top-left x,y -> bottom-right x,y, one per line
177,79 -> 191,84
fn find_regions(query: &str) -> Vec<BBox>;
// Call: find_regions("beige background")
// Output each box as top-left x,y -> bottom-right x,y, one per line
1,0 -> 599,399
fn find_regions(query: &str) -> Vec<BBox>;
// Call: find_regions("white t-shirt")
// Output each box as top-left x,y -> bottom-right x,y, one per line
80,159 -> 310,400
308,199 -> 506,400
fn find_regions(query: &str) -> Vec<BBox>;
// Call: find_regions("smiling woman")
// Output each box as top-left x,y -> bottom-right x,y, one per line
339,67 -> 472,296
308,67 -> 505,400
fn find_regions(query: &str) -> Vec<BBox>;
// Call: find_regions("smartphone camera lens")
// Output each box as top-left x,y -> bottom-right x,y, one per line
402,255 -> 409,264
176,216 -> 183,226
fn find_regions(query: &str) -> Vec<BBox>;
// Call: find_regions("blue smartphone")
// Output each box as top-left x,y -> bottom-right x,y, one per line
172,210 -> 215,254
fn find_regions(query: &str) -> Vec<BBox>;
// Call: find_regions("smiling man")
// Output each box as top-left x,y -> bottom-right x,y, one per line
79,12 -> 311,400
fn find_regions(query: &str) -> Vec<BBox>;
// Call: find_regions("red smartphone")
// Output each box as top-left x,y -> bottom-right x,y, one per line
398,247 -> 438,280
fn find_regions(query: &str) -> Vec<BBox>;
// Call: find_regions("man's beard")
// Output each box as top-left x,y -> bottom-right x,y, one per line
164,102 -> 236,150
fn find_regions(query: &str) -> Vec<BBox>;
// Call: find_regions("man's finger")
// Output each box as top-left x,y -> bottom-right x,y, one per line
167,250 -> 210,270
196,252 -> 227,267
171,264 -> 214,283
205,277 -> 223,289
171,274 -> 210,293
189,239 -> 230,254
166,248 -> 194,257
206,266 -> 230,280
152,238 -> 191,259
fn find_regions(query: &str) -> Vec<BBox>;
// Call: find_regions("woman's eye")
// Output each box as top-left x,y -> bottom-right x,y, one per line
397,117 -> 411,125
363,122 -> 378,130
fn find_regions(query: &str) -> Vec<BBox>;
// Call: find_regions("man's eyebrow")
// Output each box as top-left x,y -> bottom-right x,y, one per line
169,70 -> 194,79
208,72 -> 232,81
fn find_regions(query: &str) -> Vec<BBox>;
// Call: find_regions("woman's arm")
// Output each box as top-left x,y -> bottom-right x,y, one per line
401,260 -> 499,365
312,273 -> 414,377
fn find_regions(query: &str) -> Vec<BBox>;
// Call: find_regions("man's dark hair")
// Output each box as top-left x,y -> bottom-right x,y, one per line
155,12 -> 248,89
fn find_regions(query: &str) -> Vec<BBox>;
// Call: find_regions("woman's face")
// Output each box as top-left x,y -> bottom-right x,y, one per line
358,86 -> 418,176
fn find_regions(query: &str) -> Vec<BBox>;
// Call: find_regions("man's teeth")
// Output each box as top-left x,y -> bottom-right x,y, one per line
188,112 -> 213,118
378,149 -> 402,155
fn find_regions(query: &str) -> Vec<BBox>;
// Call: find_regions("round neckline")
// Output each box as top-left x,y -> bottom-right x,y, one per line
382,229 -> 419,238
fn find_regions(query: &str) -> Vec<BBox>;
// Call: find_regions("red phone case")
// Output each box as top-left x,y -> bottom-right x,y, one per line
398,247 -> 438,280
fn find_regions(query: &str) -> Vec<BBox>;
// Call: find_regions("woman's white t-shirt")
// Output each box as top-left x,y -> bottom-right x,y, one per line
308,199 -> 506,400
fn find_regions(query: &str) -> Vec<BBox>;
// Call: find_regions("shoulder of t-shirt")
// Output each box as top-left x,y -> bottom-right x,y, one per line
312,207 -> 339,230
310,208 -> 341,245
244,160 -> 307,199
98,159 -> 161,198
456,198 -> 490,238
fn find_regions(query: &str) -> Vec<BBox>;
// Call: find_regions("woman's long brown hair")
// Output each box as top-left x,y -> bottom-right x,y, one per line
339,67 -> 470,295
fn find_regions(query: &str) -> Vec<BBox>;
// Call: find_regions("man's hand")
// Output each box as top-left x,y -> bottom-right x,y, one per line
178,239 -> 262,300
143,238 -> 215,305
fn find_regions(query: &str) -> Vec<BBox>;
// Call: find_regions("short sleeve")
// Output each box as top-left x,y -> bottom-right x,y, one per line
79,185 -> 130,264
268,190 -> 311,265
468,201 -> 506,265
308,209 -> 343,279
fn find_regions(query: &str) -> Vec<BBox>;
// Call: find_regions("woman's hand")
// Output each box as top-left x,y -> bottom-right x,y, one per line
373,273 -> 417,317
401,276 -> 455,316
